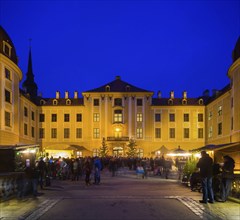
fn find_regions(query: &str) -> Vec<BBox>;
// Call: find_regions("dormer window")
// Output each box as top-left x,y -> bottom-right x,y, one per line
105,85 -> 110,92
3,41 -> 11,57
40,99 -> 46,105
66,99 -> 71,105
53,99 -> 58,105
182,99 -> 187,105
125,85 -> 130,91
168,99 -> 173,105
199,99 -> 204,105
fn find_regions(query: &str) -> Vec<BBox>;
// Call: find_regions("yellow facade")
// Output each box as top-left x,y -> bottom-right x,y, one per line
0,26 -> 240,160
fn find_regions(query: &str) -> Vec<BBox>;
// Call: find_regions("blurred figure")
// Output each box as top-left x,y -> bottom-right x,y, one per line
196,151 -> 214,204
94,157 -> 102,184
216,155 -> 235,202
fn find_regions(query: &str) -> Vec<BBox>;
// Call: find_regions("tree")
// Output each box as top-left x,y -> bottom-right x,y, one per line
126,138 -> 137,157
99,137 -> 109,157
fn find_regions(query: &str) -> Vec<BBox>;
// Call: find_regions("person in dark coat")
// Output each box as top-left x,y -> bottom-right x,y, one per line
217,155 -> 235,202
196,151 -> 214,204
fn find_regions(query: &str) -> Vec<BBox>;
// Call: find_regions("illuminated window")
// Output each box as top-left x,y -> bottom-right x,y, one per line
218,106 -> 222,116
5,111 -> 11,127
114,110 -> 122,122
64,128 -> 70,138
198,128 -> 204,138
39,128 -> 45,139
184,128 -> 190,138
93,128 -> 100,139
76,128 -> 82,138
155,113 -> 161,122
93,149 -> 99,157
64,114 -> 70,122
137,113 -> 143,122
136,148 -> 144,158
93,113 -> 100,122
52,114 -> 57,122
51,128 -> 57,138
76,113 -> 82,122
155,128 -> 161,138
5,68 -> 11,80
169,113 -> 175,122
169,128 -> 175,138
136,128 -> 143,139
183,114 -> 189,122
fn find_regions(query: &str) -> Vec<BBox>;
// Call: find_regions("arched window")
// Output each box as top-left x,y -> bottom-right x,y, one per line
40,99 -> 45,105
199,99 -> 204,105
105,85 -> 110,92
53,99 -> 58,105
182,99 -> 187,105
168,99 -> 173,105
66,99 -> 71,105
125,85 -> 130,91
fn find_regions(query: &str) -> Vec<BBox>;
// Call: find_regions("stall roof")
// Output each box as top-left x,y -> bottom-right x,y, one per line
0,144 -> 39,150
191,142 -> 240,152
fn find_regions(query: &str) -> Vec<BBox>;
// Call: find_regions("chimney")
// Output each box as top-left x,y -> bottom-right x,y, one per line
74,91 -> 78,99
157,91 -> 161,99
56,91 -> 60,99
116,76 -> 121,80
170,91 -> 174,99
183,91 -> 187,99
65,91 -> 69,99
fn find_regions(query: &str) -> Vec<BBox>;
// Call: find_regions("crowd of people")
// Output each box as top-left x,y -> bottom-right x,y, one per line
18,156 -> 175,197
19,152 -> 236,203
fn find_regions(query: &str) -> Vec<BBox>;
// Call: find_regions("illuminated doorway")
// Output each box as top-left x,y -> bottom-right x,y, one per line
113,146 -> 123,157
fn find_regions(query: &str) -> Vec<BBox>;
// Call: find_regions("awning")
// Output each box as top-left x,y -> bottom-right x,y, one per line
191,142 -> 240,152
67,145 -> 92,151
151,145 -> 169,154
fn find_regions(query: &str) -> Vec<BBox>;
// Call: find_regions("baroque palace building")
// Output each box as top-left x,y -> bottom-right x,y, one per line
0,26 -> 240,162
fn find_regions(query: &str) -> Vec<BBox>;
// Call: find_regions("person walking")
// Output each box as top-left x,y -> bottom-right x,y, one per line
196,151 -> 214,204
84,158 -> 92,186
216,155 -> 235,202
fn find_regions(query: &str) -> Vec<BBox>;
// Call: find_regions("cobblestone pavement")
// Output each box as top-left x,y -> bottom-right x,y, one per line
0,169 -> 239,220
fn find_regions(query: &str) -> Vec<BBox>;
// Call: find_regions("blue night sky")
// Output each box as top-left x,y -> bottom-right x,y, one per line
0,0 -> 240,98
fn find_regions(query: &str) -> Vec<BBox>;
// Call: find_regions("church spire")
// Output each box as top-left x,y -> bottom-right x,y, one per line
22,40 -> 38,99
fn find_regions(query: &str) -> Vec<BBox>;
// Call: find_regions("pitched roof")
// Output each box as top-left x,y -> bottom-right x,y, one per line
84,76 -> 153,93
38,98 -> 84,106
152,98 -> 202,106
0,25 -> 18,64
